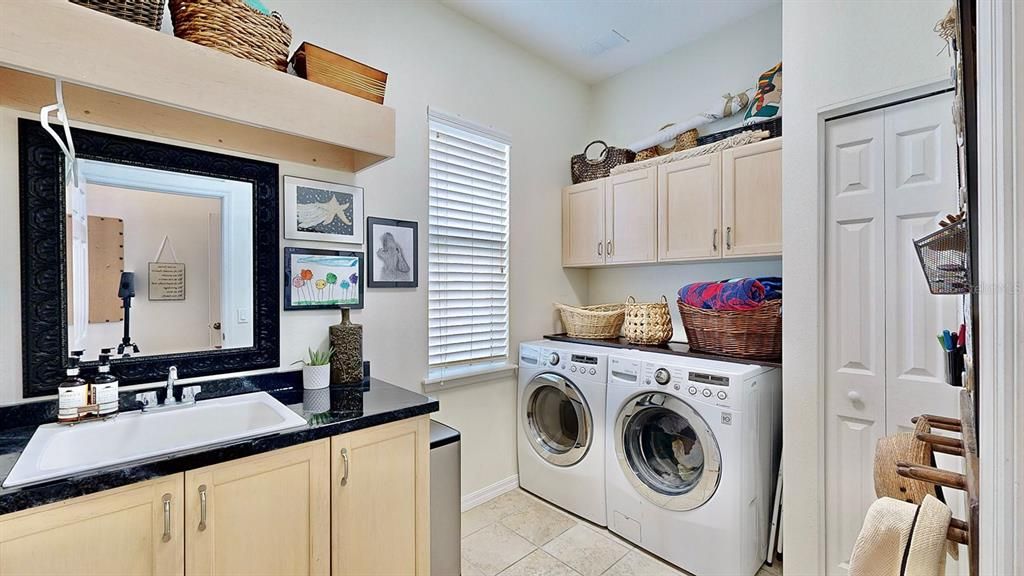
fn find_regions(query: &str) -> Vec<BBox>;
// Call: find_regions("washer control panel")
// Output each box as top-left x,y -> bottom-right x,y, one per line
608,356 -> 642,386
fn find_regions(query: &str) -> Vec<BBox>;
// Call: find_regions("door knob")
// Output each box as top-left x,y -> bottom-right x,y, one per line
847,390 -> 863,403
212,322 -> 221,330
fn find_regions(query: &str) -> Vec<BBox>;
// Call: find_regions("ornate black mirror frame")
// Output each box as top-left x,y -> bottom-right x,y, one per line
19,119 -> 280,397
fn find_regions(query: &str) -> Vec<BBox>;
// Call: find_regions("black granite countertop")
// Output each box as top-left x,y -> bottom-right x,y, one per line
0,371 -> 438,515
544,334 -> 783,368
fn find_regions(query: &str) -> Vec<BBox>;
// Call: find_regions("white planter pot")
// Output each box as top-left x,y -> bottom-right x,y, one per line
303,364 -> 331,390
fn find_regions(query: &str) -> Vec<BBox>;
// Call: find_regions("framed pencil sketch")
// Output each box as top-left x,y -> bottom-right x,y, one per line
366,217 -> 418,288
284,176 -> 364,244
284,247 -> 364,310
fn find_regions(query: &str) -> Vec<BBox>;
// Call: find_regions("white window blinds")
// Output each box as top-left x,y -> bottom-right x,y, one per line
428,112 -> 510,369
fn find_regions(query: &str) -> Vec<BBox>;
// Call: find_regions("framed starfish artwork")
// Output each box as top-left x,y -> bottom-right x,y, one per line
283,176 -> 364,244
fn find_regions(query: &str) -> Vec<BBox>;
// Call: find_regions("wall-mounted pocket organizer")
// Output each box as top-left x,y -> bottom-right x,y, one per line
915,217 -> 970,295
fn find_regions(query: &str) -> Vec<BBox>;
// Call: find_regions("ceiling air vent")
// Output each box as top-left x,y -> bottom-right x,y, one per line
580,29 -> 630,58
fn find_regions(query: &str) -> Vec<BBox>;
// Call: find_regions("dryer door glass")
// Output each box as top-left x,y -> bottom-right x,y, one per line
615,393 -> 722,511
524,374 -> 592,467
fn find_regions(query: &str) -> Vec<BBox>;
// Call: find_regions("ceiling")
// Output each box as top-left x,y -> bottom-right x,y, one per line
441,0 -> 780,84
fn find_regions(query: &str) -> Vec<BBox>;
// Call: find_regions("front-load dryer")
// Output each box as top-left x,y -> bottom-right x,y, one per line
605,353 -> 781,576
518,340 -> 608,525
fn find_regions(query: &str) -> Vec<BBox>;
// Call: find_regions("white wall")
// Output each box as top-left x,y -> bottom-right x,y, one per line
586,4 -> 783,323
589,4 -> 782,146
0,0 -> 591,498
76,185 -> 221,357
781,1 -> 951,573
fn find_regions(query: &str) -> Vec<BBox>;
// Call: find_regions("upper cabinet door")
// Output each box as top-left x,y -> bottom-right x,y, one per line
562,179 -> 607,267
658,154 -> 722,261
185,441 -> 330,576
0,475 -> 184,576
722,138 -> 783,257
607,168 -> 658,264
332,416 -> 430,576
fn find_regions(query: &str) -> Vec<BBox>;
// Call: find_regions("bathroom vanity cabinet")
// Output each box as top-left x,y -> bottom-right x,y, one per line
0,416 -> 431,576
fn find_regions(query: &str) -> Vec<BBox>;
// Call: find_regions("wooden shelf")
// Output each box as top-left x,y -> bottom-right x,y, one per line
0,1 -> 395,172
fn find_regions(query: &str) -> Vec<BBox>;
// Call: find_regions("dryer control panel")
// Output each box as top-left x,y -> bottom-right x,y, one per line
641,363 -> 735,408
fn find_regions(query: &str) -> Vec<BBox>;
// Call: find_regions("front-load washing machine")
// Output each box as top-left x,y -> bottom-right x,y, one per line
605,352 -> 781,576
518,340 -> 608,525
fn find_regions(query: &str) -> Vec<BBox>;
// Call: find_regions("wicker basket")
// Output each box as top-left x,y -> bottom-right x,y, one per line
623,296 -> 674,345
635,125 -> 698,162
678,299 -> 782,360
71,0 -> 165,29
169,0 -> 292,71
570,141 -> 636,184
555,303 -> 625,339
698,116 -> 781,145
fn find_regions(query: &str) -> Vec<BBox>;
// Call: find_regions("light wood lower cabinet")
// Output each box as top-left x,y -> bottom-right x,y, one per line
332,416 -> 430,576
0,417 -> 430,576
0,475 -> 184,576
185,440 -> 331,576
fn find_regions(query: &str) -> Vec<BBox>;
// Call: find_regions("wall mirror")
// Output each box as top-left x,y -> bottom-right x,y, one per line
20,120 -> 280,397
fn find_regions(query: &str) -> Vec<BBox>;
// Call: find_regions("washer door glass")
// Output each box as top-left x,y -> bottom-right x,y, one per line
524,373 -> 592,467
616,392 -> 721,511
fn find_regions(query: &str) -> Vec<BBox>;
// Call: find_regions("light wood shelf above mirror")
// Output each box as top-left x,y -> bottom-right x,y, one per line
0,1 -> 395,172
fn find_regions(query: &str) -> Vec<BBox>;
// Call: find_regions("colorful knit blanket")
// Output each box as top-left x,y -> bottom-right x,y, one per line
678,277 -> 782,311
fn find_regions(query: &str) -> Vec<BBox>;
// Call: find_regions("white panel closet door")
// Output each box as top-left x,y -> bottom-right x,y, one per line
825,91 -> 962,576
825,109 -> 887,576
882,93 -> 964,576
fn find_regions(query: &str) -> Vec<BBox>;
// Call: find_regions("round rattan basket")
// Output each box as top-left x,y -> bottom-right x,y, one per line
169,0 -> 292,71
623,296 -> 674,345
635,125 -> 699,162
555,303 -> 625,339
677,299 -> 782,360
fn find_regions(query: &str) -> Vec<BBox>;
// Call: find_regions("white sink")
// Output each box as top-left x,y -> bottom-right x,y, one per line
3,392 -> 307,488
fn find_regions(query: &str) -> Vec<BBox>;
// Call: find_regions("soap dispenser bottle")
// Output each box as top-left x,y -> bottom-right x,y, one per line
57,351 -> 88,423
93,348 -> 119,417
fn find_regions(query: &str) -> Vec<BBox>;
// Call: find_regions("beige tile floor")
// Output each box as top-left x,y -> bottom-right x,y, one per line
461,489 -> 783,576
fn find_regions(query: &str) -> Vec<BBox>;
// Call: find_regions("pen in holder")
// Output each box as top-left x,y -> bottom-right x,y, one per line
945,349 -> 965,387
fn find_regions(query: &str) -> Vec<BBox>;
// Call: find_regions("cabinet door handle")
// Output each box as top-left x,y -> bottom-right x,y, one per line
198,484 -> 207,531
606,240 -> 613,256
597,241 -> 602,256
726,227 -> 733,250
712,229 -> 719,251
162,493 -> 172,543
340,448 -> 350,486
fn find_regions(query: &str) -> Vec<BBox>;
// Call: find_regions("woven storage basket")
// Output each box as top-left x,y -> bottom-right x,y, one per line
623,296 -> 674,345
555,303 -> 625,339
677,299 -> 782,360
70,0 -> 165,29
635,125 -> 698,162
169,0 -> 292,71
570,141 -> 636,184
698,116 -> 781,145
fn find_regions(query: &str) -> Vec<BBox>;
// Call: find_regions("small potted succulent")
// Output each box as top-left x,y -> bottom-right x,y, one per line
294,346 -> 334,390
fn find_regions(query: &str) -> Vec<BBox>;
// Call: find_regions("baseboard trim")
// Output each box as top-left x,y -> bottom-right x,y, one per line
461,474 -> 519,512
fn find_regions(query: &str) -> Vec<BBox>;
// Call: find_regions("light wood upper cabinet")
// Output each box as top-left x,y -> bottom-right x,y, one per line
332,416 -> 430,576
185,441 -> 331,576
561,139 -> 782,267
658,154 -> 722,261
562,179 -> 607,267
606,168 -> 658,264
0,475 -> 184,576
722,138 -> 783,257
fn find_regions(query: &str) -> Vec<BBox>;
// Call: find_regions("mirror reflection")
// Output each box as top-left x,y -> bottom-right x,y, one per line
66,160 -> 254,361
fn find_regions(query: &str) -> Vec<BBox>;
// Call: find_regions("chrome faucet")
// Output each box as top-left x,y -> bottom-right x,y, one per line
136,366 -> 201,412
